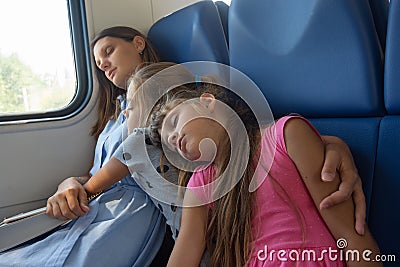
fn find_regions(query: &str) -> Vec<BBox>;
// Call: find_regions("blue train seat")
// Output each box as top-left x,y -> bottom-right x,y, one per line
370,116 -> 400,259
229,0 -> 384,118
369,0 -> 389,52
368,0 -> 400,260
148,1 -> 229,65
214,1 -> 229,46
229,0 -> 398,262
147,0 -> 399,262
368,0 -> 390,53
384,0 -> 400,114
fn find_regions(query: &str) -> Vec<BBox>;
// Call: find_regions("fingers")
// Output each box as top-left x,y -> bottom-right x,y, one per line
46,187 -> 89,220
321,135 -> 367,236
46,195 -> 71,220
321,145 -> 341,182
46,200 -> 55,218
353,180 -> 366,235
320,170 -> 356,207
78,189 -> 90,213
65,189 -> 86,217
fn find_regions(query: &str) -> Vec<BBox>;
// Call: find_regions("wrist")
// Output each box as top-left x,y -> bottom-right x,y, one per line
83,183 -> 102,201
74,176 -> 89,185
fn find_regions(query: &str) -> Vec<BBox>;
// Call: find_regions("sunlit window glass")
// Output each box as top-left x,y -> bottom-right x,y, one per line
213,0 -> 231,5
0,0 -> 76,116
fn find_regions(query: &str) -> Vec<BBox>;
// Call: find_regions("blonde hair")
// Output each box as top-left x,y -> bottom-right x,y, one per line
126,62 -> 198,128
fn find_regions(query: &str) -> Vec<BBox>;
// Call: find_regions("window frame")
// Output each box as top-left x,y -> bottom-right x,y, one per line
0,0 -> 92,123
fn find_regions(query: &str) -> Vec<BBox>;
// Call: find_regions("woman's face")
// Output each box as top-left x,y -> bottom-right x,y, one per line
93,36 -> 145,89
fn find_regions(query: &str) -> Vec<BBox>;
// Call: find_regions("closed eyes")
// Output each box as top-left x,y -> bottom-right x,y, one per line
105,46 -> 113,55
172,114 -> 178,127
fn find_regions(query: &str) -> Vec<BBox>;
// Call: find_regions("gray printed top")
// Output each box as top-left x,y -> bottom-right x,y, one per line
114,128 -> 181,240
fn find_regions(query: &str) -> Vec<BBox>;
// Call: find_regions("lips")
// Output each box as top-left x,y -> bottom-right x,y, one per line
178,135 -> 185,152
107,68 -> 116,79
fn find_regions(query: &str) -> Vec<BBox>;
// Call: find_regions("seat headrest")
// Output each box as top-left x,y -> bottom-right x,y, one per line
148,1 -> 229,65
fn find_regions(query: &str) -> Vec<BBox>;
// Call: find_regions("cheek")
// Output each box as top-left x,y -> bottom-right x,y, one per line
127,113 -> 140,131
182,136 -> 202,160
126,120 -> 133,134
125,51 -> 143,71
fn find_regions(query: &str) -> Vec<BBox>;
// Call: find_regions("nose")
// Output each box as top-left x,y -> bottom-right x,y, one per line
98,59 -> 110,71
168,131 -> 179,149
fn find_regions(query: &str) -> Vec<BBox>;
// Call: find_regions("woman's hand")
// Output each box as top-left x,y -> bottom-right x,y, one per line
320,136 -> 366,236
46,177 -> 90,220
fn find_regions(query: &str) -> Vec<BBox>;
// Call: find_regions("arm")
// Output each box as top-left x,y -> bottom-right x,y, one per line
320,135 -> 366,235
167,190 -> 208,267
83,157 -> 129,195
46,157 -> 129,220
285,118 -> 381,267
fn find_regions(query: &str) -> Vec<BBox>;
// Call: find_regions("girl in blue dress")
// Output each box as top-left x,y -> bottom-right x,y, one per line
0,26 -> 169,267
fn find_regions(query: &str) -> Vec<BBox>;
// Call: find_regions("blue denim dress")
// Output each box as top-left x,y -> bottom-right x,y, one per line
0,97 -> 165,267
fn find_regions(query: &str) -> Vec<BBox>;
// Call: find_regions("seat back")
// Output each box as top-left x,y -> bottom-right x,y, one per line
146,0 -> 399,261
368,0 -> 400,260
384,0 -> 400,114
229,0 -> 392,256
368,0 -> 390,52
369,117 -> 400,260
214,1 -> 229,46
229,0 -> 384,118
148,1 -> 229,65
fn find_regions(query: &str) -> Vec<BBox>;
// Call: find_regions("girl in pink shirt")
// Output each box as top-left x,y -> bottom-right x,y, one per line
148,82 -> 381,267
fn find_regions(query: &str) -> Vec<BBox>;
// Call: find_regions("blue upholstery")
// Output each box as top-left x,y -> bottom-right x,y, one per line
368,1 -> 400,259
147,1 -> 229,65
384,0 -> 400,114
369,116 -> 400,259
229,0 -> 384,118
213,1 -> 229,46
368,0 -> 390,52
148,0 -> 399,262
309,118 -> 381,216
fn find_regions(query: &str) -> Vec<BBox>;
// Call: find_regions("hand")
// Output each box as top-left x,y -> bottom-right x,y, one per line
320,136 -> 366,236
46,177 -> 90,220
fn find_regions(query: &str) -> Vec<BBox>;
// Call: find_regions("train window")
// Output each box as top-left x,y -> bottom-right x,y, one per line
214,0 -> 231,5
0,0 -> 91,122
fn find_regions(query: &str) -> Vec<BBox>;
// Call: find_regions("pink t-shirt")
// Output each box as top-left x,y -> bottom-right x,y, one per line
188,116 -> 345,266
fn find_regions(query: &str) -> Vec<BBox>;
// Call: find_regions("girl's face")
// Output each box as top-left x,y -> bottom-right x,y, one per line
122,103 -> 136,134
93,36 -> 145,89
160,97 -> 226,162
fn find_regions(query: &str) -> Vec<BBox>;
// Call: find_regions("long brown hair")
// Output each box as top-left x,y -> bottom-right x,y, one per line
147,78 -> 261,266
90,26 -> 160,138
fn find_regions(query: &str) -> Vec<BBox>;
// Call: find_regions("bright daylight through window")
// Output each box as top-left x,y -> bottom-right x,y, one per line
0,0 -> 76,116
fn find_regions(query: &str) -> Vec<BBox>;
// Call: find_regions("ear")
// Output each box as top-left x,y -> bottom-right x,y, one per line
200,93 -> 216,112
132,36 -> 146,53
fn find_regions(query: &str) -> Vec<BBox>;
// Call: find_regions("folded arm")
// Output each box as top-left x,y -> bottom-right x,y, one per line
320,135 -> 366,235
286,118 -> 381,267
